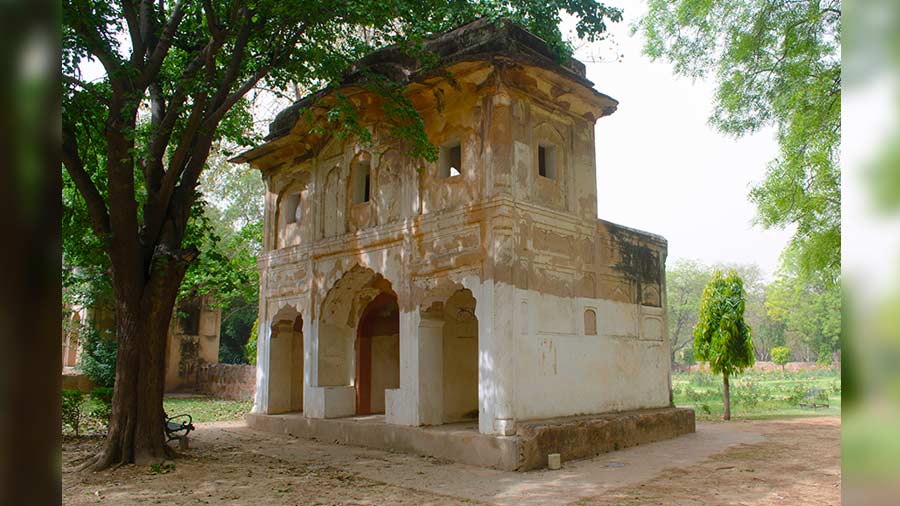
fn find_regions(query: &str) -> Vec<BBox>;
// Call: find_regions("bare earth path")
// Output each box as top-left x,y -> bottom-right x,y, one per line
63,416 -> 839,506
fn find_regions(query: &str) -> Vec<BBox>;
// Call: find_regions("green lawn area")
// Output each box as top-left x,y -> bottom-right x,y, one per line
163,396 -> 253,423
672,368 -> 841,421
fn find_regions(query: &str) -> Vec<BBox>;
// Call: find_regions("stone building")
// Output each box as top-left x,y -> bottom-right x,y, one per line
235,19 -> 692,468
62,296 -> 221,393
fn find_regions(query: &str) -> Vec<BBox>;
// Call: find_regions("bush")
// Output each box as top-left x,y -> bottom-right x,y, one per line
89,387 -> 114,426
244,318 -> 259,365
690,371 -> 717,388
771,346 -> 791,371
78,326 -> 117,387
62,389 -> 85,436
733,379 -> 761,409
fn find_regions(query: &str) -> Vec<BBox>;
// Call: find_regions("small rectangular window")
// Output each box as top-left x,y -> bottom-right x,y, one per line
439,141 -> 462,178
538,144 -> 557,180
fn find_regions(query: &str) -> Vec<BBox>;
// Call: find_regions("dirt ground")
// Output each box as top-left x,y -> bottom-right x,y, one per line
63,416 -> 840,506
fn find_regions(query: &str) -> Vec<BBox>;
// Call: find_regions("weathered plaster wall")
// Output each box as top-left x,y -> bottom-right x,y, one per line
164,297 -> 222,392
513,291 -> 670,420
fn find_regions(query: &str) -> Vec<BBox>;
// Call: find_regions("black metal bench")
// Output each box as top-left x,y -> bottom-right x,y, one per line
798,388 -> 829,409
164,413 -> 195,442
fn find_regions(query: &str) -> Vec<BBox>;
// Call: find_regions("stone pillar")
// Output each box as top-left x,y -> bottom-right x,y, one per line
480,214 -> 517,435
386,309 -> 421,425
479,279 -> 517,435
252,317 -> 270,414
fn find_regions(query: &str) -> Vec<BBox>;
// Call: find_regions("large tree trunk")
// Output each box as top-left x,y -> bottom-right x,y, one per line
722,372 -> 731,421
87,254 -> 188,470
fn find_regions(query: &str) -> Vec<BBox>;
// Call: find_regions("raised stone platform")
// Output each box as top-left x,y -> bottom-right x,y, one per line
245,406 -> 695,471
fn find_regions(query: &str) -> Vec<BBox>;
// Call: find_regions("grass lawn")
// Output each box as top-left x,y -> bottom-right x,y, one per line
63,394 -> 253,436
672,368 -> 841,421
163,396 -> 252,423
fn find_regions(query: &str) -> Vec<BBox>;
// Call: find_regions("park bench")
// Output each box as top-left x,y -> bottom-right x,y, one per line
798,388 -> 829,409
164,413 -> 194,449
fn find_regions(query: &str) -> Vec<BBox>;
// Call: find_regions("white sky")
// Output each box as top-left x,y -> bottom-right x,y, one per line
570,4 -> 794,279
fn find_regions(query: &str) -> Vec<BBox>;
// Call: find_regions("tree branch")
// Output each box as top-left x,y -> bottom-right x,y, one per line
121,0 -> 144,66
137,0 -> 187,89
62,124 -> 111,237
62,75 -> 109,105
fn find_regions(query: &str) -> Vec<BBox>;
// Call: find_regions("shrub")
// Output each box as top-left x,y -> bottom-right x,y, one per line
771,346 -> 791,372
62,389 -> 85,436
690,371 -> 717,388
733,379 -> 761,409
89,387 -> 114,426
78,326 -> 117,387
244,318 -> 259,365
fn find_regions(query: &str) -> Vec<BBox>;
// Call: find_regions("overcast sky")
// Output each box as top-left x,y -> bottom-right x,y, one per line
570,4 -> 794,279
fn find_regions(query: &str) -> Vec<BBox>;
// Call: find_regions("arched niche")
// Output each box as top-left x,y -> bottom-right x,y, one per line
376,149 -> 403,225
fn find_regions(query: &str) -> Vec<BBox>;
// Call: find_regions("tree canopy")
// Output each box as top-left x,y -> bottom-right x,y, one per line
636,0 -> 841,285
693,270 -> 755,377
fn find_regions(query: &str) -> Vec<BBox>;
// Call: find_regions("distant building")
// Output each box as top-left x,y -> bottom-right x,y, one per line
62,296 -> 221,392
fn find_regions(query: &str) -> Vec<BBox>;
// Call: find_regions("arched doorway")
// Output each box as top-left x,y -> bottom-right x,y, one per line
441,289 -> 478,423
318,264 -> 400,417
267,309 -> 303,414
355,292 -> 400,415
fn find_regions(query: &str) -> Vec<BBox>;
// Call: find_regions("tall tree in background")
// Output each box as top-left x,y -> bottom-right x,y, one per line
693,270 -> 755,420
766,251 -> 841,364
637,0 -> 841,284
666,259 -> 710,365
62,0 -> 623,470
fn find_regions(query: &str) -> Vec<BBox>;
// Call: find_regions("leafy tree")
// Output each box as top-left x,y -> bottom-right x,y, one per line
766,256 -> 841,364
77,325 -> 118,388
62,0 -> 623,469
666,259 -> 710,365
667,260 -> 779,364
637,0 -> 841,285
771,346 -> 791,372
245,318 -> 259,365
693,270 -> 755,420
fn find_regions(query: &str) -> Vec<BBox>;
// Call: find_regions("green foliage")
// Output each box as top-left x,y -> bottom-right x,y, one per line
666,259 -> 710,364
693,270 -> 755,377
771,346 -> 791,370
766,254 -> 841,363
668,260 -> 788,365
89,387 -> 114,425
245,318 -> 259,365
62,389 -> 85,437
77,325 -> 117,388
637,0 -> 841,284
149,462 -> 176,475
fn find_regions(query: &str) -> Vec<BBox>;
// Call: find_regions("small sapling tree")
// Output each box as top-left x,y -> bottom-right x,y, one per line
693,270 -> 755,420
771,346 -> 791,373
